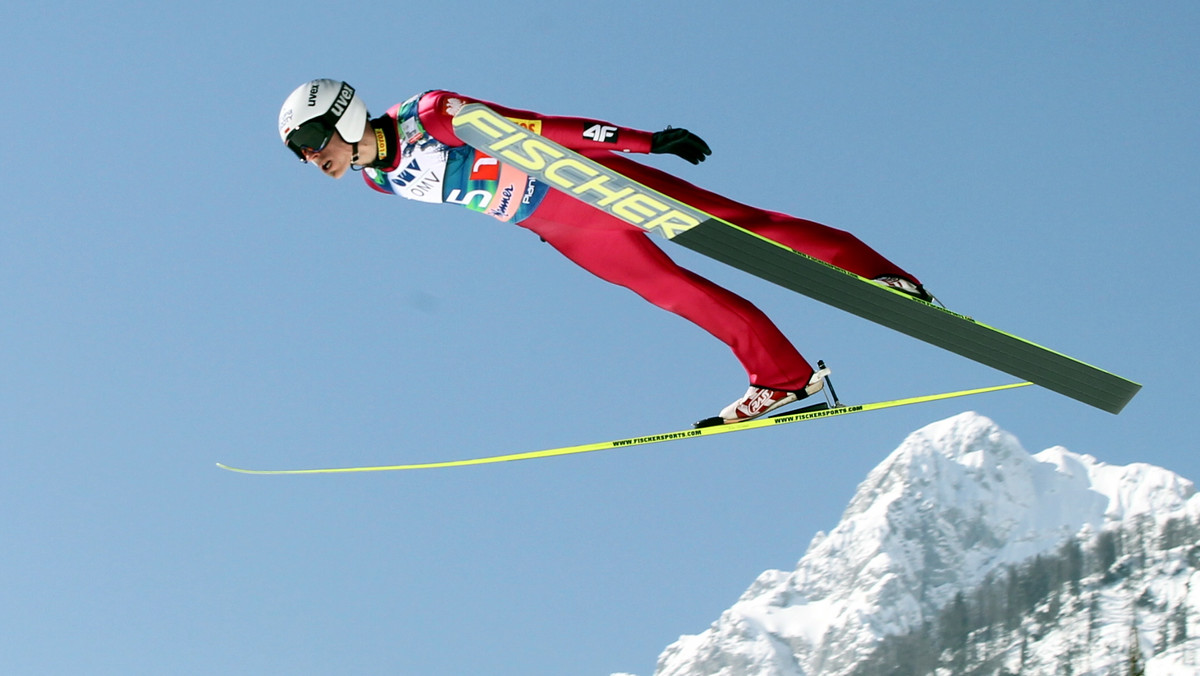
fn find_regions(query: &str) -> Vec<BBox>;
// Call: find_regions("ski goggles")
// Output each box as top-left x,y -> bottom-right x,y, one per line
285,118 -> 337,161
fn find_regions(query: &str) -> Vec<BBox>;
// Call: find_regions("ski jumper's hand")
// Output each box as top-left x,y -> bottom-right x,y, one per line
650,128 -> 712,164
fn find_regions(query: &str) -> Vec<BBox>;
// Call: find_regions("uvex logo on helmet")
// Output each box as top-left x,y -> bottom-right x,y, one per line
307,83 -> 320,106
330,83 -> 354,117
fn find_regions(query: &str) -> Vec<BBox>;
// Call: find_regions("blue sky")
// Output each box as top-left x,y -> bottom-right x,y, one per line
1,2 -> 1197,674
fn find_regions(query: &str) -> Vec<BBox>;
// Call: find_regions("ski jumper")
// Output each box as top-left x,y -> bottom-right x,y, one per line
362,91 -> 920,392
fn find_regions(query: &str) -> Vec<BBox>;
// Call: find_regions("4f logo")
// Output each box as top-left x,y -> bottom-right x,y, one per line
583,124 -> 619,144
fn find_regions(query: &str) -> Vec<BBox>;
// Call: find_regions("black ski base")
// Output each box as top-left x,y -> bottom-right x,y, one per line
771,401 -> 834,418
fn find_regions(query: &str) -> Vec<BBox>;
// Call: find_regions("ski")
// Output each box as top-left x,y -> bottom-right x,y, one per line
450,104 -> 1141,414
216,381 -> 1032,475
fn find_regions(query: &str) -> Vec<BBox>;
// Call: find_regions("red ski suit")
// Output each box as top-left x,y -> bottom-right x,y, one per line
376,92 -> 919,392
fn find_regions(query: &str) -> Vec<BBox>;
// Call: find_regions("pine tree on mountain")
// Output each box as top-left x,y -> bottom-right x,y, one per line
940,592 -> 970,650
1095,530 -> 1121,573
1060,539 -> 1084,593
1128,623 -> 1146,676
1171,597 -> 1189,645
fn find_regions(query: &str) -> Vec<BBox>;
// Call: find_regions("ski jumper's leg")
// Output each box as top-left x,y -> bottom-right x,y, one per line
519,191 -> 815,392
590,154 -> 921,283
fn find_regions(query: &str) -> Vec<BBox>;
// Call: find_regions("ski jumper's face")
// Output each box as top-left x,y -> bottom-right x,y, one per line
301,130 -> 357,179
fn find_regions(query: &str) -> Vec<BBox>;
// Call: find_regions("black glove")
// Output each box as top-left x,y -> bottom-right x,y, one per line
650,128 -> 712,164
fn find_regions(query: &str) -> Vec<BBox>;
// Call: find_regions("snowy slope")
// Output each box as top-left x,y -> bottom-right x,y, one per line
645,412 -> 1199,676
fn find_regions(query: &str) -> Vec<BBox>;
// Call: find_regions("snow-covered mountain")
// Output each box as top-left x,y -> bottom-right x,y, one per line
642,412 -> 1200,675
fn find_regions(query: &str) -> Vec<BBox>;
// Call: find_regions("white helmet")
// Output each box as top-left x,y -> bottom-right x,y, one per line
278,79 -> 368,160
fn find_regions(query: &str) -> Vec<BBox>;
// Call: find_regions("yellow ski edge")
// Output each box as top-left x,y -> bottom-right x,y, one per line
215,382 -> 1033,475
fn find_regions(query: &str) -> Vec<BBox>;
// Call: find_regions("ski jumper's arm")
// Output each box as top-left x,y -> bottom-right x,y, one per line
415,91 -> 655,154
